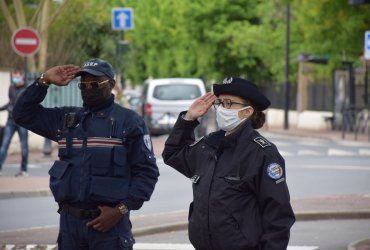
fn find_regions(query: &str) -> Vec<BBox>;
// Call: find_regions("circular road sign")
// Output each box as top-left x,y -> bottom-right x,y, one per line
11,27 -> 40,56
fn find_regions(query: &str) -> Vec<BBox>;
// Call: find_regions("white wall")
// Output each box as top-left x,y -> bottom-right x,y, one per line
0,71 -> 11,126
266,108 -> 333,130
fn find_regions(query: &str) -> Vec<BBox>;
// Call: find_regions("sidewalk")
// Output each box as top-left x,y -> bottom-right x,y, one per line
0,126 -> 369,249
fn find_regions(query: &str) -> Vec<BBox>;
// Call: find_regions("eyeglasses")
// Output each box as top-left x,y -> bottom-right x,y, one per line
213,98 -> 247,109
78,79 -> 110,90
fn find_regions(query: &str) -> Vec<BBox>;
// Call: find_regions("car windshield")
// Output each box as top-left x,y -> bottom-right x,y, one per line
153,84 -> 201,100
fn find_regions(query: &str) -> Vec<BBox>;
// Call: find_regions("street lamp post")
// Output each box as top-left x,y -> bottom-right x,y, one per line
284,3 -> 290,130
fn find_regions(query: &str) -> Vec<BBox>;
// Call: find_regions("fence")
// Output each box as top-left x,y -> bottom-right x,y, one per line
27,72 -> 82,108
341,106 -> 370,141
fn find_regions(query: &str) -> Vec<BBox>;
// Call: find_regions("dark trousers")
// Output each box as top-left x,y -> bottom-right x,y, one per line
58,210 -> 134,250
0,118 -> 28,171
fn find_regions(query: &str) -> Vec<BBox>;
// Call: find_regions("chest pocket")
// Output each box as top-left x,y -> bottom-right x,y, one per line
91,145 -> 128,177
222,175 -> 257,194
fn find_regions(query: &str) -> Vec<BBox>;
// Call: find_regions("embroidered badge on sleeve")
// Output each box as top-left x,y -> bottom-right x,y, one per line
266,163 -> 285,184
143,134 -> 152,151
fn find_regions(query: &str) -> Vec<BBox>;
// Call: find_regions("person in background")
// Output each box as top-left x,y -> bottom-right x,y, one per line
162,77 -> 295,250
0,69 -> 29,177
13,59 -> 159,250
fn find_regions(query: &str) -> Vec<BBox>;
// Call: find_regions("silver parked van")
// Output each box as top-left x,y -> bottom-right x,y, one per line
141,78 -> 207,136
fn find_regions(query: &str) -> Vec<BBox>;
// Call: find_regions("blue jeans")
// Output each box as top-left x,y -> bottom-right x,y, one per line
0,117 -> 28,171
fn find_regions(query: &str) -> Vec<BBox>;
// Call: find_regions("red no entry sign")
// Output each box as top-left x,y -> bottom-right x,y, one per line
11,27 -> 40,56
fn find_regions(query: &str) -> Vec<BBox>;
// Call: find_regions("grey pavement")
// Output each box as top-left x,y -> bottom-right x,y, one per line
0,126 -> 369,249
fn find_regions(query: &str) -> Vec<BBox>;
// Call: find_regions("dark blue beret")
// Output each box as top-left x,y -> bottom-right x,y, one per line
213,77 -> 271,111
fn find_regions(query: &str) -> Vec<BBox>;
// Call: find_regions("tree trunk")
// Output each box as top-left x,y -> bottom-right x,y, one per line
38,0 -> 50,72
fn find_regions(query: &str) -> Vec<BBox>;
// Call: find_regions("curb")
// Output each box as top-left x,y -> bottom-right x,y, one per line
132,211 -> 370,237
133,221 -> 188,237
347,238 -> 370,250
0,190 -> 52,199
294,210 -> 370,221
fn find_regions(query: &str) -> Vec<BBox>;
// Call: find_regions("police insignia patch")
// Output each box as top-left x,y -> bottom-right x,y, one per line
266,163 -> 283,180
143,134 -> 152,151
222,77 -> 233,84
254,136 -> 271,148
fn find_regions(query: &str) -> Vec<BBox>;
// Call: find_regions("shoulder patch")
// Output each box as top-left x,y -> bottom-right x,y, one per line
266,163 -> 283,180
143,134 -> 152,151
254,136 -> 271,148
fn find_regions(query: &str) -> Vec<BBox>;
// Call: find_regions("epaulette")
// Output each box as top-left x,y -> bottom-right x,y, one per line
253,136 -> 271,148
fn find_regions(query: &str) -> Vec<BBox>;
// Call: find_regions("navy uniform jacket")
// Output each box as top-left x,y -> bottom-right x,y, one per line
13,81 -> 159,210
162,112 -> 295,250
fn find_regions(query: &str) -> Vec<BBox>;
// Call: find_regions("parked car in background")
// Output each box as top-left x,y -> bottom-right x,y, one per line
123,89 -> 142,115
141,78 -> 207,137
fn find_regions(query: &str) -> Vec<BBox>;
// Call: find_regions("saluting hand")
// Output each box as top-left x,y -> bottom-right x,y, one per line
86,205 -> 123,233
184,92 -> 217,120
43,65 -> 80,86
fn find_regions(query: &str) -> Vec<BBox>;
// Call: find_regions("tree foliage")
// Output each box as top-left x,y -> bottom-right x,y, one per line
0,0 -> 369,87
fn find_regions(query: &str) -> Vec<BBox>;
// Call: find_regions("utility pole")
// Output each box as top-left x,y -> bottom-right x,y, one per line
283,3 -> 290,130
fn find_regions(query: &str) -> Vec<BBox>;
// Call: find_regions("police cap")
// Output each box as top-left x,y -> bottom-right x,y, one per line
76,58 -> 115,80
213,77 -> 271,111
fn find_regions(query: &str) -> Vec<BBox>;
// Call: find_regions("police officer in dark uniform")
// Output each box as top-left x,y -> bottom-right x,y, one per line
13,59 -> 159,250
162,77 -> 295,250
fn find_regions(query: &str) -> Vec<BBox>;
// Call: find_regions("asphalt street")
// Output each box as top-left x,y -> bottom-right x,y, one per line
0,130 -> 369,249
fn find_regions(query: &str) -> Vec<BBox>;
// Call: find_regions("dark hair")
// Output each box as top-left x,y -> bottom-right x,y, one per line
251,110 -> 266,129
243,99 -> 266,129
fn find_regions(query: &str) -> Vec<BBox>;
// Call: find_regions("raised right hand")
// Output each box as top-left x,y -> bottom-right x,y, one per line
184,92 -> 217,120
43,65 -> 80,86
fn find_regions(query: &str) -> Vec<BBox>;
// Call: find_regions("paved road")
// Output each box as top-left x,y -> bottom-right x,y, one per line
0,132 -> 369,249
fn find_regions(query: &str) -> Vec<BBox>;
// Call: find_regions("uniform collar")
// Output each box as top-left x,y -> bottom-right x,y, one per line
83,95 -> 114,117
206,120 -> 254,148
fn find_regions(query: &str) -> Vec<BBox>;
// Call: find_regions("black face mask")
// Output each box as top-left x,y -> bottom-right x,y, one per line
81,84 -> 112,106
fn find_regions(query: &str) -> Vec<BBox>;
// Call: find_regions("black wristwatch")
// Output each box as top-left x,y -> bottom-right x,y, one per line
117,202 -> 128,215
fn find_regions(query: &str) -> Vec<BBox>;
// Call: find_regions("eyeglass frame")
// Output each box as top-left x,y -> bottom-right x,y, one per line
78,79 -> 110,90
213,98 -> 249,109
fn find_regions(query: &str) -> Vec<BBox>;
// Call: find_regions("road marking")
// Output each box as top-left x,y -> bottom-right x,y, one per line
302,165 -> 370,171
3,163 -> 43,169
280,150 -> 294,156
328,149 -> 356,156
134,244 -> 318,250
359,149 -> 370,156
134,243 -> 194,249
288,247 -> 318,250
0,244 -> 319,250
297,150 -> 323,156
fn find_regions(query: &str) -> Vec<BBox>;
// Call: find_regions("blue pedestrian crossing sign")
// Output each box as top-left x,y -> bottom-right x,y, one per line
365,31 -> 370,60
112,8 -> 134,30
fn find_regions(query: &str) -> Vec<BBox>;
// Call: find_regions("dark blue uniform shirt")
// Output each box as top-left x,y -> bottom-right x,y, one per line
13,81 -> 159,210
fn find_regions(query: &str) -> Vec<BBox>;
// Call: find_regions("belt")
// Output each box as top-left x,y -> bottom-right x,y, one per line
61,204 -> 101,219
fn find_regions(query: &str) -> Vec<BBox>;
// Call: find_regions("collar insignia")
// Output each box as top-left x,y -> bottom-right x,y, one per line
254,136 -> 271,148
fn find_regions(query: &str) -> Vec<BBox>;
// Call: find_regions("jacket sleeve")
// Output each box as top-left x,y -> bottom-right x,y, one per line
123,115 -> 159,210
12,81 -> 67,141
161,112 -> 200,178
258,150 -> 296,250
0,103 -> 8,111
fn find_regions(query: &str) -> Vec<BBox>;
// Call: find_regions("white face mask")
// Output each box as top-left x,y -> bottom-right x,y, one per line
216,106 -> 249,132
